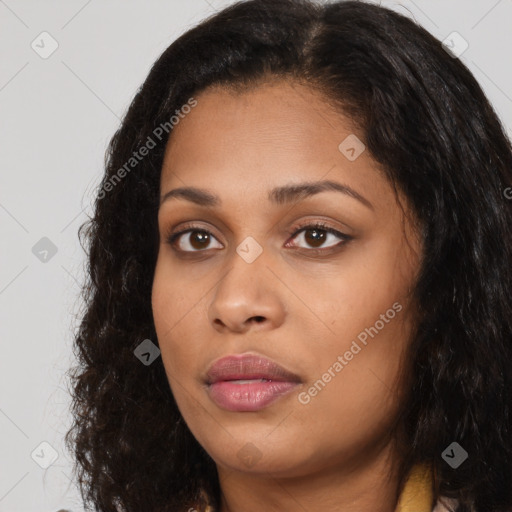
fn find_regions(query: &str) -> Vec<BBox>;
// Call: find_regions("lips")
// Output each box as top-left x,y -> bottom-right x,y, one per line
205,353 -> 302,412
205,353 -> 301,385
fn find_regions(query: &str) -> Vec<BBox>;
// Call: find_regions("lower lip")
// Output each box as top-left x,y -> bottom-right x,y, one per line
207,380 -> 299,412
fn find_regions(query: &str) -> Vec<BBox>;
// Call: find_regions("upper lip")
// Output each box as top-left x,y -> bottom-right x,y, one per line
206,353 -> 301,385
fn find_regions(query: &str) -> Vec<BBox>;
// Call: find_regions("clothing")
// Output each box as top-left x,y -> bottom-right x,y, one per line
396,464 -> 458,512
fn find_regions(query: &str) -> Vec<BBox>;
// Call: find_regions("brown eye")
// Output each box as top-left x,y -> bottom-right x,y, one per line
166,222 -> 351,255
287,223 -> 351,251
168,229 -> 223,252
303,228 -> 327,248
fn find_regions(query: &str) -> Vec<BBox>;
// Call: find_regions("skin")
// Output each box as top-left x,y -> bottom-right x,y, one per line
151,79 -> 423,512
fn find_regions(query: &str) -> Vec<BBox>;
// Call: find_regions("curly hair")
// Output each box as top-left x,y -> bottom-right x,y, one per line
65,1 -> 512,511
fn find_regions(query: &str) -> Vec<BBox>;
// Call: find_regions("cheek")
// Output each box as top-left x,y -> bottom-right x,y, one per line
151,263 -> 199,374
152,256 -> 205,332
151,260 -> 223,420
297,365 -> 403,469
299,250 -> 413,353
291,312 -> 410,465
291,250 -> 414,428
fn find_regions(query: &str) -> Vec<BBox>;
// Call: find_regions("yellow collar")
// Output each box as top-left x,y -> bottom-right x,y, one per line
395,464 -> 433,512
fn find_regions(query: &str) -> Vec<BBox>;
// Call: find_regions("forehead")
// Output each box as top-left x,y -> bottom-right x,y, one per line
159,80 -> 391,213
163,80 -> 358,158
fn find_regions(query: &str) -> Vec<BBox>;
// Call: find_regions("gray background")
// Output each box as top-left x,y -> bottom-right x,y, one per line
1,0 -> 511,510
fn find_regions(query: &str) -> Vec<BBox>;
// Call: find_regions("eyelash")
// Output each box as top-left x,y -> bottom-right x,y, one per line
165,221 -> 352,255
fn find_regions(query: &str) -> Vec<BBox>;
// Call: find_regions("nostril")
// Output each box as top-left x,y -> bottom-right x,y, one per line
253,316 -> 265,323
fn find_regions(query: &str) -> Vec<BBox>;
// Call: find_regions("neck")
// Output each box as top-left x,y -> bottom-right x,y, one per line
216,441 -> 403,512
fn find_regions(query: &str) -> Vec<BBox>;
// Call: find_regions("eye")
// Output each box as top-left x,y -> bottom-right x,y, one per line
165,221 -> 352,255
167,227 -> 223,253
285,222 -> 352,252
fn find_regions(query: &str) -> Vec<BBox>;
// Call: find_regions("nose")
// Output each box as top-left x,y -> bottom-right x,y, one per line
207,249 -> 286,334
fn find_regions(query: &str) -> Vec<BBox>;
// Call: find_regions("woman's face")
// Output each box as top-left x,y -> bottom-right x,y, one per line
152,80 -> 422,479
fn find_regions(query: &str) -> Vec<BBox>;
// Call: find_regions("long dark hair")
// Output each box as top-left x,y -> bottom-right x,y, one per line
65,1 -> 512,511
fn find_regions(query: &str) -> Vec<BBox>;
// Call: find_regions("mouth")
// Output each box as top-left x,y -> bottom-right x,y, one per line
205,353 -> 302,412
207,380 -> 300,412
206,353 -> 302,384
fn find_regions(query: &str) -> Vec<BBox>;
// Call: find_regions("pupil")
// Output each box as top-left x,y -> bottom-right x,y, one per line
305,229 -> 326,248
191,231 -> 209,249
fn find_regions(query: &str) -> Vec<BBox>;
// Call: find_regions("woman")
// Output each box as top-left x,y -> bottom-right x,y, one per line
66,1 -> 512,511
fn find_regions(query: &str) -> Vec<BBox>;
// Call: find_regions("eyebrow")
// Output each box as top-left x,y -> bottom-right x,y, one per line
159,179 -> 374,210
